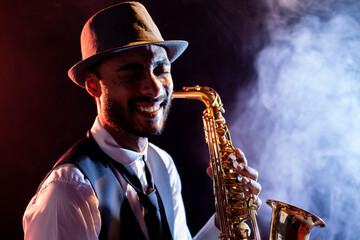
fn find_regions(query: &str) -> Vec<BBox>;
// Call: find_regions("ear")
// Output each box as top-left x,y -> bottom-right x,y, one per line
84,72 -> 101,98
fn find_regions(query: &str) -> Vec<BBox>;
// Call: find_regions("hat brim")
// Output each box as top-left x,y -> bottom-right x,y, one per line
68,40 -> 188,87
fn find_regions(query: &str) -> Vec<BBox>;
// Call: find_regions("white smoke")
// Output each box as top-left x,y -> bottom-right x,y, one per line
230,1 -> 360,239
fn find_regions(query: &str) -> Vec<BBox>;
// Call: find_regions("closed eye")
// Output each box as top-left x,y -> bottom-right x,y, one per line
117,63 -> 144,81
153,61 -> 171,77
121,70 -> 144,80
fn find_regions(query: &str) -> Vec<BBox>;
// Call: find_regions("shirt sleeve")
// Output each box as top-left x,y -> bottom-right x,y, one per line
23,164 -> 101,240
193,214 -> 221,240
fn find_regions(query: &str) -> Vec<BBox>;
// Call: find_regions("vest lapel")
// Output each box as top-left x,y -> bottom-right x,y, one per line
147,145 -> 175,239
55,136 -> 146,240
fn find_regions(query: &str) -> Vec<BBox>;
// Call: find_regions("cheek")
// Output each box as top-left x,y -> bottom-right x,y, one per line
165,78 -> 174,93
100,89 -> 129,111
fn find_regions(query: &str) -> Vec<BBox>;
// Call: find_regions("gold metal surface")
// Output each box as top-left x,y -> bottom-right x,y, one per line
266,200 -> 326,240
173,86 -> 261,240
173,86 -> 325,240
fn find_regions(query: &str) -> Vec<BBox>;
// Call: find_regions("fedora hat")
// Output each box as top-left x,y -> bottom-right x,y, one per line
68,1 -> 188,87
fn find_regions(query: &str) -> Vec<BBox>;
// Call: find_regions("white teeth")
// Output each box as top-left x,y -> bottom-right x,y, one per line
138,104 -> 161,113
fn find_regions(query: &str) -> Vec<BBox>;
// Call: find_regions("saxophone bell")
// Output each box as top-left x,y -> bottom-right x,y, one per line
266,200 -> 326,240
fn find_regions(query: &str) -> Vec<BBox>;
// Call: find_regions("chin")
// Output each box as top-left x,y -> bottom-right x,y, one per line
137,122 -> 165,137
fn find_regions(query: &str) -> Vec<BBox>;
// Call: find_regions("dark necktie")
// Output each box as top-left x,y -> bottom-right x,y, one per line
112,158 -> 162,240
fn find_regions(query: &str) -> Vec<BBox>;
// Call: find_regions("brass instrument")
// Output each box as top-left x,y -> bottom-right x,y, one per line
173,86 -> 260,239
266,200 -> 325,240
173,86 -> 326,240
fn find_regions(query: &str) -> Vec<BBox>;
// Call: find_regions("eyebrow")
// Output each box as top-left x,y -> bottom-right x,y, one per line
155,59 -> 170,67
116,59 -> 170,71
117,63 -> 144,71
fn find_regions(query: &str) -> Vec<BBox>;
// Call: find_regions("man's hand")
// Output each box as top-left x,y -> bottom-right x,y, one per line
206,148 -> 262,228
234,148 -> 261,208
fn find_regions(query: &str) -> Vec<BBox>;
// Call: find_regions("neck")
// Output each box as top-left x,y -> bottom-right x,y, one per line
99,120 -> 147,153
96,103 -> 147,152
111,130 -> 147,152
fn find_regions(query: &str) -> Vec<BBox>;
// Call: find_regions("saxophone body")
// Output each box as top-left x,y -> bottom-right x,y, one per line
173,86 -> 260,240
173,86 -> 325,240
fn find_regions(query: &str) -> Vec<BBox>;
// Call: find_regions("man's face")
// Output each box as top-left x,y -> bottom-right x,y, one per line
93,45 -> 173,138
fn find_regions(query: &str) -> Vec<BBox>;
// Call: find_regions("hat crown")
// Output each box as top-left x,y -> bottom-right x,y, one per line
81,2 -> 164,60
68,1 -> 188,87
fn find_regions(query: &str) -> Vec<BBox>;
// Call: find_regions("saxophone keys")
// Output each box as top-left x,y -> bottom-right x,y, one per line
237,192 -> 246,200
229,153 -> 237,161
237,174 -> 243,182
232,161 -> 239,169
248,196 -> 259,210
237,222 -> 251,239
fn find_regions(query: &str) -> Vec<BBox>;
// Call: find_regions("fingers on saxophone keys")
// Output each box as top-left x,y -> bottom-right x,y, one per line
235,148 -> 248,165
240,176 -> 261,196
236,164 -> 258,181
249,194 -> 262,210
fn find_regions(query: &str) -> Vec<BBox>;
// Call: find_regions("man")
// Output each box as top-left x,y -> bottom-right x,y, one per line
23,2 -> 261,240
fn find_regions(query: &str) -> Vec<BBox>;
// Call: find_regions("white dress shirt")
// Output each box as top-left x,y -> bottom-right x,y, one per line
23,117 -> 220,240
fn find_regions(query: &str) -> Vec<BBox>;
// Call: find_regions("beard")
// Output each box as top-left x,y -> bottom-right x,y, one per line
103,95 -> 172,138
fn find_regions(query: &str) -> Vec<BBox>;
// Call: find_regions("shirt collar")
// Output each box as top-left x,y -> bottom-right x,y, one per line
90,117 -> 148,165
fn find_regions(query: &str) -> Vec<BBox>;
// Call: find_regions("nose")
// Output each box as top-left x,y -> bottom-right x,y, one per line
140,72 -> 164,98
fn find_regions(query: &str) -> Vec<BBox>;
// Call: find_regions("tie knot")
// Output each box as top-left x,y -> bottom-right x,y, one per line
138,190 -> 160,212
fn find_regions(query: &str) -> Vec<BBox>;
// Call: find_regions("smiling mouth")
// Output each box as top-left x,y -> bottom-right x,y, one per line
137,104 -> 161,113
133,94 -> 169,116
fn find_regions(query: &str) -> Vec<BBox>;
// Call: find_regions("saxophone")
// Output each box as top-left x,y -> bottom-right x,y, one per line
172,86 -> 326,240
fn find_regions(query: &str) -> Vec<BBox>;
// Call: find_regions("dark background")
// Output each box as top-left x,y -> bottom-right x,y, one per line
0,0 -> 270,238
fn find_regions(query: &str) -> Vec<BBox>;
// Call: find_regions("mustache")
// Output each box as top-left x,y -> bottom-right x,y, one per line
129,94 -> 168,104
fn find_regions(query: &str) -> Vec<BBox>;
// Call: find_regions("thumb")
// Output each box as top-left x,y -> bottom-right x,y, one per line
206,166 -> 213,179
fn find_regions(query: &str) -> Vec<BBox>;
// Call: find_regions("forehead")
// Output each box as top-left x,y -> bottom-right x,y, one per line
104,45 -> 169,65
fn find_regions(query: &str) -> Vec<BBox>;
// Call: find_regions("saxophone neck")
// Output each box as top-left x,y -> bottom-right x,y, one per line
172,85 -> 225,114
